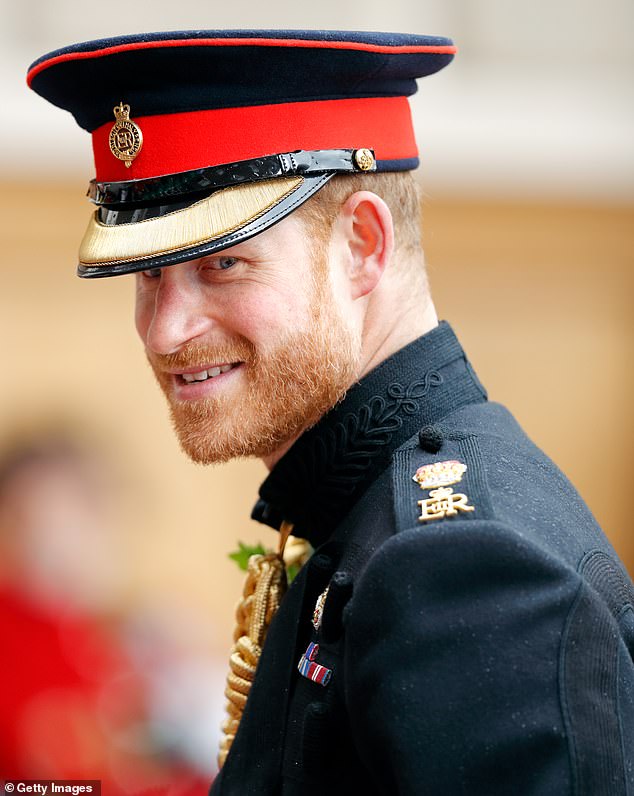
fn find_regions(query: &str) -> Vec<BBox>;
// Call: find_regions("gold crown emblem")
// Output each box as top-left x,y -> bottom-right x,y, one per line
109,102 -> 143,168
413,460 -> 467,490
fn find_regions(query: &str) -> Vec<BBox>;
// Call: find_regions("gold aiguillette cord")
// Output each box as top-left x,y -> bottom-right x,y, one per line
217,520 -> 295,768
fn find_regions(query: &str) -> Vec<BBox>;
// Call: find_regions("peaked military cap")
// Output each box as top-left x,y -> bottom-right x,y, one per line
27,30 -> 455,278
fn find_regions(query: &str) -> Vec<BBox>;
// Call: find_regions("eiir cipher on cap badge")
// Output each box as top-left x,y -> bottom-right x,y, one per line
109,102 -> 143,167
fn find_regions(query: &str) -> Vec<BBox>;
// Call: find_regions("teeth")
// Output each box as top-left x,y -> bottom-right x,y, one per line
181,364 -> 235,383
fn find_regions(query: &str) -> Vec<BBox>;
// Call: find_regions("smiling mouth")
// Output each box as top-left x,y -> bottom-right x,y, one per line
178,362 -> 242,384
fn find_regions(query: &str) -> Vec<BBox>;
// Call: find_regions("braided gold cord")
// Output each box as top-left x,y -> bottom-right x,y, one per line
283,535 -> 312,571
218,522 -> 302,769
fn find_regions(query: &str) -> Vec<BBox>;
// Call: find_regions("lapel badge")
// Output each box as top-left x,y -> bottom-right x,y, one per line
413,460 -> 467,489
298,642 -> 332,686
109,102 -> 143,167
312,585 -> 330,631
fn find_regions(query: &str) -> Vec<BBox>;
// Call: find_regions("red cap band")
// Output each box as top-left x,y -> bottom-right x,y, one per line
92,96 -> 418,181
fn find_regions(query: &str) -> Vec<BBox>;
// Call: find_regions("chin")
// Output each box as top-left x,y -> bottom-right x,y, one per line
169,410 -> 301,466
169,382 -> 350,466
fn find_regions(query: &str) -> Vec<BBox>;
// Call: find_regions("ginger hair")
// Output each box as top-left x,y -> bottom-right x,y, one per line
296,170 -> 425,267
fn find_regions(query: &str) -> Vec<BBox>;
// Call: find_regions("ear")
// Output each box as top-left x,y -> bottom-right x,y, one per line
338,191 -> 394,300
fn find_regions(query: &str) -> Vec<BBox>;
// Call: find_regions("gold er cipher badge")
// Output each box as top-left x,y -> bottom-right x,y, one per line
418,486 -> 474,522
413,460 -> 475,522
109,102 -> 143,167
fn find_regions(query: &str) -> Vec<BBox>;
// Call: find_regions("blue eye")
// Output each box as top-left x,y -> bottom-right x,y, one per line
141,267 -> 162,279
209,256 -> 238,271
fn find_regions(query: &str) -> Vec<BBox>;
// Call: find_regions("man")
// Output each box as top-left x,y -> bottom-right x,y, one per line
28,29 -> 634,795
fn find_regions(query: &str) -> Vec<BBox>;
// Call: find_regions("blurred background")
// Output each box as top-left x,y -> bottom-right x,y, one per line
1,0 -> 633,789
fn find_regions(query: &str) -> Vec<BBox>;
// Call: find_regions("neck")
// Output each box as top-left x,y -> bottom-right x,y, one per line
262,437 -> 300,471
358,294 -> 438,380
253,321 -> 487,547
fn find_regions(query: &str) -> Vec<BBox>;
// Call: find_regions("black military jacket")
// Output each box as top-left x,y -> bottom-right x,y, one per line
210,321 -> 634,795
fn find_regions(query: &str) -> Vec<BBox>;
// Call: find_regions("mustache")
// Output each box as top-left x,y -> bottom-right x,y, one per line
147,340 -> 255,370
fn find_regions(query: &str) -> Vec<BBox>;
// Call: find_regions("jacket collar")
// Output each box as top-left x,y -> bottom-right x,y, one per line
252,321 -> 487,548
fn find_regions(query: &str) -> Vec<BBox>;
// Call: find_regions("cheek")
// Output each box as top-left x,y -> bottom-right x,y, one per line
134,288 -> 153,341
226,281 -> 313,342
229,297 -> 284,342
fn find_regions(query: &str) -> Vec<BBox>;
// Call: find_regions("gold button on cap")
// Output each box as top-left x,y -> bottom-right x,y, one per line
353,148 -> 376,171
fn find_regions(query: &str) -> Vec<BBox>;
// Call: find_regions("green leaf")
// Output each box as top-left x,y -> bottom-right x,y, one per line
228,541 -> 268,572
286,563 -> 300,585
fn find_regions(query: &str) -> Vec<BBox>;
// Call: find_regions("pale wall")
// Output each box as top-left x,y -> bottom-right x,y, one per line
2,181 -> 631,654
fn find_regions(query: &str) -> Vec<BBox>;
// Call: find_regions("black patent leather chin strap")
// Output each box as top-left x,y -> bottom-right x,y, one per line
88,148 -> 375,207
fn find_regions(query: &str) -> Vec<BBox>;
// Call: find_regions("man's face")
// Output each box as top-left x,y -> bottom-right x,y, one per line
135,213 -> 361,464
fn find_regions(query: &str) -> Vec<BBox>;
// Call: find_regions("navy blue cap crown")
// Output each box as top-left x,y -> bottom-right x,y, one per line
28,29 -> 455,132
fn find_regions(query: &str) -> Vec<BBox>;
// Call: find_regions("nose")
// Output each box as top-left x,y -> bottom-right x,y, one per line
140,264 -> 214,355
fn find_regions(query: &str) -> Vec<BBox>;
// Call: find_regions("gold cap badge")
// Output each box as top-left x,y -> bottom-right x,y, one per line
109,102 -> 143,168
413,460 -> 467,490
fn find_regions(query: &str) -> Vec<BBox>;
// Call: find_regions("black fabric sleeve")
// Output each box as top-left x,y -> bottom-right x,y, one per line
343,520 -> 631,795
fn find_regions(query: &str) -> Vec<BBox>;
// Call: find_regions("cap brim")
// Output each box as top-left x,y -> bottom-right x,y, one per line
78,173 -> 332,278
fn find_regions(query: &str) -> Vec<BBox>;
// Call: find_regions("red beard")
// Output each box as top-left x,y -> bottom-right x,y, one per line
147,279 -> 361,464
